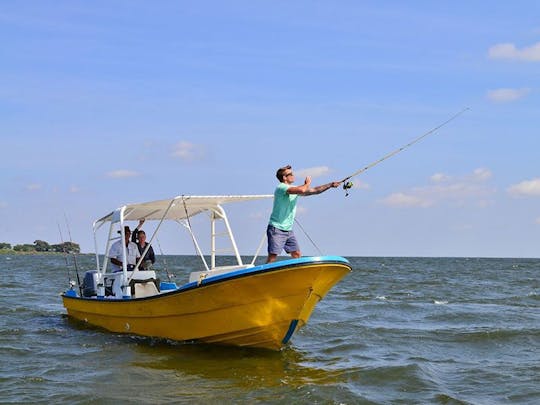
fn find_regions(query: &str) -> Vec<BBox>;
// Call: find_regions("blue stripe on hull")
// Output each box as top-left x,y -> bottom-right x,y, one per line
282,319 -> 299,344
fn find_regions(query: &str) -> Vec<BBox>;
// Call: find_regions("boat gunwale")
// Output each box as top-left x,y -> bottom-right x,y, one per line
62,256 -> 351,303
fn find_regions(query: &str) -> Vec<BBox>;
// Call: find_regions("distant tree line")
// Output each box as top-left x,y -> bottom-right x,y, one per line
0,240 -> 80,253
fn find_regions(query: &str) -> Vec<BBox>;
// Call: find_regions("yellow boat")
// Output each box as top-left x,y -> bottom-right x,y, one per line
62,195 -> 351,350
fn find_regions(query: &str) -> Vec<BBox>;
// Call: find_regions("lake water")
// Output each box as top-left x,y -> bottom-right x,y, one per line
1,254 -> 538,404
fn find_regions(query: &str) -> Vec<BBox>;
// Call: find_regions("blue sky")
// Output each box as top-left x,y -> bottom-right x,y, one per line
1,1 -> 539,257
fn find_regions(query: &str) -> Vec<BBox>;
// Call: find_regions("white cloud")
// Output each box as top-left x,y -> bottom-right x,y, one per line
431,173 -> 451,183
535,217 -> 540,225
69,186 -> 81,193
171,141 -> 206,161
487,88 -> 530,103
380,192 -> 433,208
472,168 -> 492,181
26,183 -> 42,191
296,166 -> 331,179
507,178 -> 540,196
380,168 -> 495,208
488,41 -> 540,61
106,170 -> 139,178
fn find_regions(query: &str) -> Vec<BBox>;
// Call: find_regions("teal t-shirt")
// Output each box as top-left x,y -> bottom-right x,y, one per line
269,182 -> 298,231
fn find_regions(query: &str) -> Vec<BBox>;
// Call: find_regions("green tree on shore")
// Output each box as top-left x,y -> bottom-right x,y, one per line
34,240 -> 51,252
2,240 -> 80,253
13,244 -> 36,252
54,241 -> 80,254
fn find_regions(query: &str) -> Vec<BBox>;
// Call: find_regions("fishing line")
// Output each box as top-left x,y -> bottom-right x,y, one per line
340,107 -> 470,193
294,218 -> 323,256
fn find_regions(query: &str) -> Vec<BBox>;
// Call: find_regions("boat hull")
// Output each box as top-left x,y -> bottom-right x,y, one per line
62,257 -> 351,350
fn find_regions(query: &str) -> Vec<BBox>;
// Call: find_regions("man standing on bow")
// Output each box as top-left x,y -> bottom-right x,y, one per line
266,165 -> 340,263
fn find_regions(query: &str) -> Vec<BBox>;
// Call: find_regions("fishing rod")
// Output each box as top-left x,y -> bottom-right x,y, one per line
340,107 -> 470,195
156,237 -> 174,282
64,213 -> 82,295
57,222 -> 73,288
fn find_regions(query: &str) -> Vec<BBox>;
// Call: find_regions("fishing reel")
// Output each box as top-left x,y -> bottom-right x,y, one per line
342,181 -> 354,197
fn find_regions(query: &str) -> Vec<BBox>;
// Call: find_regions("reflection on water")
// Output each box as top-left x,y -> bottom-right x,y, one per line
131,339 -> 346,388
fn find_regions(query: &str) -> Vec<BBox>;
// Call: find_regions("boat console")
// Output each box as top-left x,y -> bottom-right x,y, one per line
82,270 -> 159,299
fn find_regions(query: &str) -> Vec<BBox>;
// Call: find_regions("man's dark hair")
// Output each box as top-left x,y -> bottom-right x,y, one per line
276,165 -> 291,182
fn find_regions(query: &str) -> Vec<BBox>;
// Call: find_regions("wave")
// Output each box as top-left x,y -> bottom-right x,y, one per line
450,327 -> 540,343
432,393 -> 473,404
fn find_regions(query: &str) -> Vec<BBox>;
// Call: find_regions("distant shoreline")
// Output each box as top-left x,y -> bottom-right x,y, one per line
0,250 -> 90,255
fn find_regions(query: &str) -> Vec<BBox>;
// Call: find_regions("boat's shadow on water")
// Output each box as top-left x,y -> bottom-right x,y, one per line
131,339 -> 347,392
63,314 -> 344,390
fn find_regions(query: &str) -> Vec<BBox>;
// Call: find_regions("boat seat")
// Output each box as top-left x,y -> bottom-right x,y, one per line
131,270 -> 157,280
129,277 -> 160,298
132,280 -> 160,298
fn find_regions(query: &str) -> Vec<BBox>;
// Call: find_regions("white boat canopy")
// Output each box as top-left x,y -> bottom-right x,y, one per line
93,195 -> 274,276
94,195 -> 274,226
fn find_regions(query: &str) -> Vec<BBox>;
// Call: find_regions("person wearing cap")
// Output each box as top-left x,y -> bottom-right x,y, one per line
266,165 -> 340,263
131,219 -> 155,270
109,226 -> 140,272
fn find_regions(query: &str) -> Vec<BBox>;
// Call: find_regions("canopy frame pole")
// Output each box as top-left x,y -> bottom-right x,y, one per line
178,219 -> 210,272
210,204 -> 244,269
180,196 -> 210,272
128,197 -> 176,284
210,211 -> 216,269
251,230 -> 267,265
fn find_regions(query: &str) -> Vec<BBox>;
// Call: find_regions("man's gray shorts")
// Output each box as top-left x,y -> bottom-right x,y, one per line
267,225 -> 299,255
